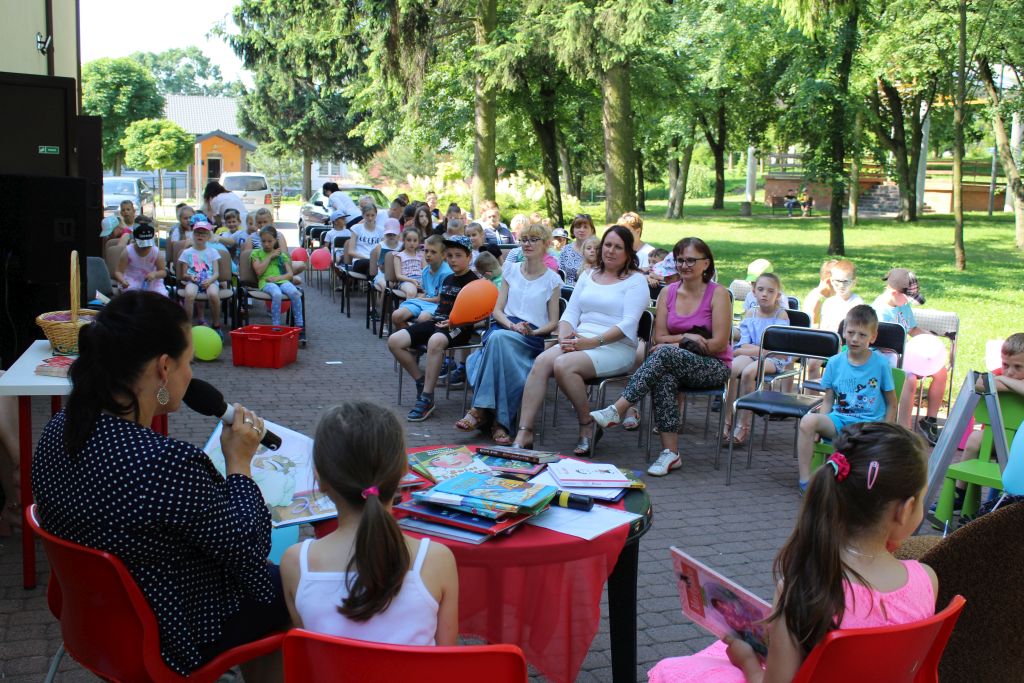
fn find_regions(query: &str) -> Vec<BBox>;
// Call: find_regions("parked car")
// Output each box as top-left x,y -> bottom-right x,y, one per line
103,176 -> 156,218
219,172 -> 273,213
298,185 -> 389,244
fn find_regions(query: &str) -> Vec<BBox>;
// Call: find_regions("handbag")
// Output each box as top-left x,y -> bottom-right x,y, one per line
679,325 -> 712,355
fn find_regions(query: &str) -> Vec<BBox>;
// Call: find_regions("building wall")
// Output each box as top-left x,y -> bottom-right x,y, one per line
192,135 -> 247,197
0,0 -> 80,90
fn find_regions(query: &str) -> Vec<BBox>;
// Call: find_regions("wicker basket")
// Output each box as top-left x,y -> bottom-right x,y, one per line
35,251 -> 97,355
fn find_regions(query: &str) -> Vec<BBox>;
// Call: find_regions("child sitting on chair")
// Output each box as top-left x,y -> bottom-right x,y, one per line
796,305 -> 897,491
872,268 -> 947,445
115,220 -> 168,297
391,234 -> 452,331
281,401 -> 458,645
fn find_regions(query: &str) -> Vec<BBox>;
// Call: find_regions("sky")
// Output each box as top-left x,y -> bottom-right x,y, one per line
79,0 -> 251,85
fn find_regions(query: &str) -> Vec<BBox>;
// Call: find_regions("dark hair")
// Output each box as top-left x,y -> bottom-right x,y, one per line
323,181 -> 340,193
412,204 -> 432,238
202,181 -> 228,202
772,422 -> 927,655
673,237 -> 716,283
223,208 -> 240,221
402,204 -> 417,220
258,225 -> 278,239
845,304 -> 878,331
478,243 -> 501,259
65,292 -> 189,455
596,225 -> 639,277
313,402 -> 410,621
570,214 -> 596,240
395,193 -> 410,207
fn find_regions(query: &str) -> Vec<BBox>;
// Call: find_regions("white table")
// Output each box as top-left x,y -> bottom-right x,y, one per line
0,340 -> 167,589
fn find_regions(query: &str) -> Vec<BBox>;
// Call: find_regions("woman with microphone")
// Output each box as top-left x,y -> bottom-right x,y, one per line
32,291 -> 286,678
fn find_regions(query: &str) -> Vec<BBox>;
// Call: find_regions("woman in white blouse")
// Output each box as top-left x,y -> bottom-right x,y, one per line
514,225 -> 650,455
455,223 -> 563,444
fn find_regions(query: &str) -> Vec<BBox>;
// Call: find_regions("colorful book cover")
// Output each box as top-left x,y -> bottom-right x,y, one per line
478,455 -> 546,477
399,517 -> 489,545
410,490 -> 510,518
671,547 -> 771,663
408,446 -> 492,483
432,472 -> 557,512
396,501 -> 530,536
474,445 -> 561,463
547,460 -> 631,488
400,471 -> 432,489
35,354 -> 76,377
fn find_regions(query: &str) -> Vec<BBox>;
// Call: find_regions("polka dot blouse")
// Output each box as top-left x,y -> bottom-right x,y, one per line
32,411 -> 276,675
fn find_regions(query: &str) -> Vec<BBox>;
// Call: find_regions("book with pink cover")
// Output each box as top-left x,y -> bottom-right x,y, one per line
671,547 -> 772,662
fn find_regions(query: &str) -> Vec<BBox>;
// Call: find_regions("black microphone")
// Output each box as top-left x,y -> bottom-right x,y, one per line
182,378 -> 282,451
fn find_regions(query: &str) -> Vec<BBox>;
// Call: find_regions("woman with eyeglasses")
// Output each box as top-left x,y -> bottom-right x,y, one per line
590,237 -> 733,476
558,214 -> 596,287
513,225 -> 650,455
455,223 -> 563,444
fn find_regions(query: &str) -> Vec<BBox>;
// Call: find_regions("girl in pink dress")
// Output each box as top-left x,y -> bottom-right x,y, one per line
115,221 -> 168,297
649,421 -> 938,683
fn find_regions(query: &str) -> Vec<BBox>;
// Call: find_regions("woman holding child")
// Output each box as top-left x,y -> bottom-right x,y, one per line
514,225 -> 650,456
455,223 -> 563,444
590,237 -> 733,477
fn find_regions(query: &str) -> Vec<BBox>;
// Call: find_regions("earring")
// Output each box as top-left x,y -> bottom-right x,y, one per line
156,382 -> 170,406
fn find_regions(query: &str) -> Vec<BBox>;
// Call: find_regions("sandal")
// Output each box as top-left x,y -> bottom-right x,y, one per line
622,407 -> 641,431
721,423 -> 734,445
511,427 -> 534,450
729,424 -> 751,446
491,424 -> 513,446
454,408 -> 486,432
573,421 -> 604,457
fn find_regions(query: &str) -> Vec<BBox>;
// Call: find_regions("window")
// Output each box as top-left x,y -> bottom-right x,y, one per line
222,175 -> 269,192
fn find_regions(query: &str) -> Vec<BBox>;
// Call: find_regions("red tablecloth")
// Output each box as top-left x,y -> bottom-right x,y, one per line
314,444 -> 631,683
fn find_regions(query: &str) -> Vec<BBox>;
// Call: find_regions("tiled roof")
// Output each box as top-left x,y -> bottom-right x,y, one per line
164,95 -> 243,136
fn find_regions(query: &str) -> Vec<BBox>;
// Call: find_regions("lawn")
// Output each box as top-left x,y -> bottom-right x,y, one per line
582,196 -> 1023,386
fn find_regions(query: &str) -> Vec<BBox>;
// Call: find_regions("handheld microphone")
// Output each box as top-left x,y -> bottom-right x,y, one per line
182,378 -> 282,451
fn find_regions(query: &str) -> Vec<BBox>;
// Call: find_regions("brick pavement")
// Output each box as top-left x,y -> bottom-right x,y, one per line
1,270 -> 848,682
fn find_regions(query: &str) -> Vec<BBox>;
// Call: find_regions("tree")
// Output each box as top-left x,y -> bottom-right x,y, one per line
121,119 -> 194,203
248,143 -> 304,194
130,47 -> 245,97
82,58 -> 165,173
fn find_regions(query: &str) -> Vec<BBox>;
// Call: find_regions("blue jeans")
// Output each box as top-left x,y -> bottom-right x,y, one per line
262,281 -> 304,326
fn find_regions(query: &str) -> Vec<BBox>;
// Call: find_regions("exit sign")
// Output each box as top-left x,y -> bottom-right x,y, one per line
38,145 -> 60,155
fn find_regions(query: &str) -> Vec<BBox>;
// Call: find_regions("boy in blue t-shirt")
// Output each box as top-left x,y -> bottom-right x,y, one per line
391,234 -> 452,330
796,305 -> 896,489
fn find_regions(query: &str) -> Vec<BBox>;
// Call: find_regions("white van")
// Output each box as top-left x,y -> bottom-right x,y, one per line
219,172 -> 272,212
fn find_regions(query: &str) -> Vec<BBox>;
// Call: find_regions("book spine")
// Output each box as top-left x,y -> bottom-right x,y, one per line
475,446 -> 544,464
413,490 -> 522,514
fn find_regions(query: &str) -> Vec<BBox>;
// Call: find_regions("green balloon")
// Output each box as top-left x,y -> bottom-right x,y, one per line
192,326 -> 223,361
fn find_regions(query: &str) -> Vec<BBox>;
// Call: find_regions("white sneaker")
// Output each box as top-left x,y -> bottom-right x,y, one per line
590,405 -> 622,429
647,449 -> 682,477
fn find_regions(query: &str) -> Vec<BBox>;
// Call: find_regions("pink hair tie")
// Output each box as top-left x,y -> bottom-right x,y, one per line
827,453 -> 851,483
866,461 -> 880,490
361,486 -> 380,499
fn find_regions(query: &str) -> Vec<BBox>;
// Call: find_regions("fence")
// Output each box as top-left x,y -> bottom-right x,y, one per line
764,152 -> 1007,186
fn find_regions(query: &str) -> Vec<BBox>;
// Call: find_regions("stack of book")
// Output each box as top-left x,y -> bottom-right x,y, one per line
398,470 -> 558,544
407,446 -> 492,483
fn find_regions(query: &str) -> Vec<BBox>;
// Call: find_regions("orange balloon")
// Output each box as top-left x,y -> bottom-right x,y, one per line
448,279 -> 499,326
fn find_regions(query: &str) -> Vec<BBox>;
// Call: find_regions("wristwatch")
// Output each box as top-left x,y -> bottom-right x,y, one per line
597,335 -> 605,346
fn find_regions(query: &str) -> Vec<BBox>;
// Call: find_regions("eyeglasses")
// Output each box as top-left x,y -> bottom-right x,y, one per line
520,236 -> 543,245
832,278 -> 854,286
677,257 -> 709,268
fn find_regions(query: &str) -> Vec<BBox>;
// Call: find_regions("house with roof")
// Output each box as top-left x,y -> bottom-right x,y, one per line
164,94 -> 257,198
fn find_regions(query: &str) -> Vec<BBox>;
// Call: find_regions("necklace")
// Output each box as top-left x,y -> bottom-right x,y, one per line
844,546 -> 877,560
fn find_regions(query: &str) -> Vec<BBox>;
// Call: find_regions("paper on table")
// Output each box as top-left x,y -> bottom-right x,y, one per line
529,470 -> 624,501
527,503 -> 642,540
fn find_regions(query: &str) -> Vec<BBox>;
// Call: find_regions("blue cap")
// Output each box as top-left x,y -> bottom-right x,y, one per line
329,209 -> 349,223
443,235 -> 473,253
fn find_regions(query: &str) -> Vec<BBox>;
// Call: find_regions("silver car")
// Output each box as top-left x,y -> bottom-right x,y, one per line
103,176 -> 156,217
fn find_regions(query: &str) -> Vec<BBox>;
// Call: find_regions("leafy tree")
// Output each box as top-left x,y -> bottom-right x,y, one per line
82,58 -> 165,173
130,47 -> 245,97
247,143 -> 304,195
121,119 -> 194,203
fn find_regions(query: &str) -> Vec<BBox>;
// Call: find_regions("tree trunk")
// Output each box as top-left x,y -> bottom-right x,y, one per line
826,4 -> 859,254
678,143 -> 694,220
666,141 -> 680,219
868,78 -> 927,222
113,155 -> 122,176
952,0 -> 966,270
558,134 -> 577,197
978,57 -> 1024,248
157,168 -> 164,210
849,110 -> 863,227
302,153 -> 312,200
601,58 -> 636,222
472,0 -> 498,213
636,149 -> 646,213
529,110 -> 563,228
699,103 -> 727,210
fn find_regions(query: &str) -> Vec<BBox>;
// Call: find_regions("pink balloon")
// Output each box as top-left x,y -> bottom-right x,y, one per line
903,333 -> 948,377
291,248 -> 308,262
310,248 -> 331,270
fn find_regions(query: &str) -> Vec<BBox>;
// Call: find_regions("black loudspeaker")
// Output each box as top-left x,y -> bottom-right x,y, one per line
0,175 -> 89,368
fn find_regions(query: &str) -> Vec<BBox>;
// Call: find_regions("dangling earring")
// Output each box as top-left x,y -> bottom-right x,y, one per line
156,382 -> 170,406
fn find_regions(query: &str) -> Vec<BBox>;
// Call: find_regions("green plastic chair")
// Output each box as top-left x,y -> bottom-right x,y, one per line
811,368 -> 907,471
933,391 -> 1024,530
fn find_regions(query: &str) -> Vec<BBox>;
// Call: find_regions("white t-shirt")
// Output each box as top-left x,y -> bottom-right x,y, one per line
209,192 -> 247,226
502,259 -> 563,329
560,270 -> 650,345
636,243 -> 655,271
350,223 -> 382,259
324,227 -> 353,263
327,191 -> 360,222
820,294 -> 864,333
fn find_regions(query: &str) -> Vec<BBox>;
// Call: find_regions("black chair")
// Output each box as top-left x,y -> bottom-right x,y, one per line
726,325 -> 841,484
307,226 -> 329,249
787,295 -> 800,310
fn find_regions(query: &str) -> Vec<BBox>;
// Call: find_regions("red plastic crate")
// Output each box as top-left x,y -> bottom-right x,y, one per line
230,325 -> 301,368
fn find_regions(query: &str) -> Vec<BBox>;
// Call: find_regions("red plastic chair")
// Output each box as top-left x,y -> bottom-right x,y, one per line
27,505 -> 284,683
791,594 -> 966,682
282,628 -> 529,683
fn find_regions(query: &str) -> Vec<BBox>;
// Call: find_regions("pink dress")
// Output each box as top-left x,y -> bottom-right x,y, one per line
124,244 -> 168,297
648,560 -> 935,683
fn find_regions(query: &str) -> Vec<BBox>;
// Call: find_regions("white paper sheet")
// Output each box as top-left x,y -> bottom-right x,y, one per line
527,503 -> 642,540
529,470 -> 625,501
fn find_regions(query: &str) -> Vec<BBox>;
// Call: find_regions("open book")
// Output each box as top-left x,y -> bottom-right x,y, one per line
672,547 -> 772,662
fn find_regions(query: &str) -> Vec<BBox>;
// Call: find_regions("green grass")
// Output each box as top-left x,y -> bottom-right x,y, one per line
582,196 -> 1023,381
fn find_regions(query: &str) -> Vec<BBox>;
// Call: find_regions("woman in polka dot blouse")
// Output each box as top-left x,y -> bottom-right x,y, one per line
32,292 -> 288,677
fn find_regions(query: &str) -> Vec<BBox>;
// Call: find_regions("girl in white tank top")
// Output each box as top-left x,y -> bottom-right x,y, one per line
280,402 -> 459,646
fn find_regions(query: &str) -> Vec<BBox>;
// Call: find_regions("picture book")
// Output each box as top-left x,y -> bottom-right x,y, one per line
478,454 -> 546,477
399,517 -> 489,545
400,471 -> 432,489
547,460 -> 632,488
432,472 -> 558,513
203,421 -> 336,528
410,490 -> 511,518
408,446 -> 491,483
474,445 -> 561,464
395,500 -> 531,536
35,354 -> 75,377
671,547 -> 771,662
